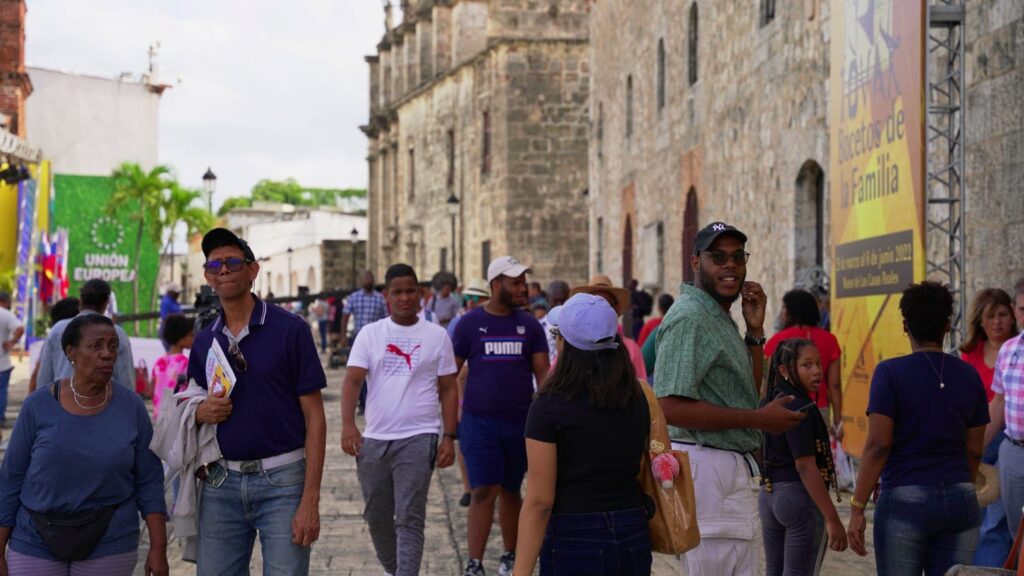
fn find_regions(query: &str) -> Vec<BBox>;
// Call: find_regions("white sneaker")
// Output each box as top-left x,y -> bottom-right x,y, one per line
498,551 -> 515,576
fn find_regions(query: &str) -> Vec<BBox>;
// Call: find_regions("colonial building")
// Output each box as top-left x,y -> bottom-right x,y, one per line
589,0 -> 1023,311
362,0 -> 591,285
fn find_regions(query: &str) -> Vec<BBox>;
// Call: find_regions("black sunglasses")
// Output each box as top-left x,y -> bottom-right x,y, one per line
228,340 -> 248,372
203,257 -> 252,274
701,250 -> 750,266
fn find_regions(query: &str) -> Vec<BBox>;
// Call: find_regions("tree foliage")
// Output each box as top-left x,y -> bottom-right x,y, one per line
217,178 -> 367,216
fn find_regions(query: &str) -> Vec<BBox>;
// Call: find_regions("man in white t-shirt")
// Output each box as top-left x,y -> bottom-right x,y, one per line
0,291 -> 25,428
341,263 -> 458,576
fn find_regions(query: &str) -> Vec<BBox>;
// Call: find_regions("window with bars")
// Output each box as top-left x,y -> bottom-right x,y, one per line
481,111 -> 491,175
657,39 -> 666,113
688,3 -> 699,86
626,75 -> 634,139
447,129 -> 455,188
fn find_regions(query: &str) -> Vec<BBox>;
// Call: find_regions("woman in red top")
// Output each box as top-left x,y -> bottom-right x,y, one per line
959,288 -> 1018,400
765,289 -> 843,438
959,288 -> 1018,566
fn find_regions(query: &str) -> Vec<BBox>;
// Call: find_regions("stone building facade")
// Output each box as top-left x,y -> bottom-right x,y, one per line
362,0 -> 591,286
589,0 -> 1023,315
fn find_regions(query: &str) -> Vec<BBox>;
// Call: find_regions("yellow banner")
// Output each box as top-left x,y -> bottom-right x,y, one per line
830,0 -> 927,457
0,178 -> 16,273
34,161 -> 51,234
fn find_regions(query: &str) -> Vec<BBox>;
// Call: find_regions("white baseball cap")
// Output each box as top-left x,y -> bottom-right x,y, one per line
487,256 -> 532,283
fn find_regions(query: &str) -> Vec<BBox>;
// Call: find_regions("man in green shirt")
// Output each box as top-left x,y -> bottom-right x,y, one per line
655,222 -> 805,575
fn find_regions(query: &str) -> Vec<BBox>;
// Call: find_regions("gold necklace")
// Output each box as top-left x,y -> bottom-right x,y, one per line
919,350 -> 947,389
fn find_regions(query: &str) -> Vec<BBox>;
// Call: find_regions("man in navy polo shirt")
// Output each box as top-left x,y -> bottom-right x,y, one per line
189,228 -> 327,576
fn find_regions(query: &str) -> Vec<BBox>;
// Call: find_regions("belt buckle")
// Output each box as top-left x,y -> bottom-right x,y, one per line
239,460 -> 261,474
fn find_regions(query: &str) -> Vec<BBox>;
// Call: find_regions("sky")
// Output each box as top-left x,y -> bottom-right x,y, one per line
25,0 -> 397,212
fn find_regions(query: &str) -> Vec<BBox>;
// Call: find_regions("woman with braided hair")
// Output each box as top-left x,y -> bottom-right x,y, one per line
759,338 -> 847,575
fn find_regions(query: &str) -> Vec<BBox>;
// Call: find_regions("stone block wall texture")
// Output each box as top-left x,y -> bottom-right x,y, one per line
589,0 -> 830,321
321,240 -> 367,293
0,0 -> 29,137
590,0 -> 1023,318
961,0 -> 1024,294
365,0 -> 590,287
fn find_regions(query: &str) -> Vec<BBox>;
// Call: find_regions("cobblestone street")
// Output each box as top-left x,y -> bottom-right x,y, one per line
0,356 -> 877,575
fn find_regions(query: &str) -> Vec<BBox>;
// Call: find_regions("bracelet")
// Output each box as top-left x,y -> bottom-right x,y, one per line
849,497 -> 867,510
442,432 -> 457,440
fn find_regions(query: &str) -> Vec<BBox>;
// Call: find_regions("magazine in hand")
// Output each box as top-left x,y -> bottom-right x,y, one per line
205,339 -> 237,397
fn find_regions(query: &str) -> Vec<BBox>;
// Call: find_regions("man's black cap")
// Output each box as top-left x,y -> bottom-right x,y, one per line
202,228 -> 256,261
693,222 -> 748,255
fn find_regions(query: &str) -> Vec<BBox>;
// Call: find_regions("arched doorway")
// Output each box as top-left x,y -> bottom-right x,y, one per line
682,188 -> 699,283
623,215 -> 634,286
794,160 -> 826,286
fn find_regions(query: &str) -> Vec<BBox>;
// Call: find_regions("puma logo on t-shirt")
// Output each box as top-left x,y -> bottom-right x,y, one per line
483,338 -> 525,359
386,342 -> 421,370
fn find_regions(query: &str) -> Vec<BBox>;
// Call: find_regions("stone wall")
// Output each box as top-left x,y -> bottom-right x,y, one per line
589,0 -> 830,318
590,0 -> 1024,319
321,240 -> 367,293
962,0 -> 1024,293
365,0 -> 591,287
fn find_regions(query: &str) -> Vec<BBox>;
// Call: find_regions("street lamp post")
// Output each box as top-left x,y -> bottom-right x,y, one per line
287,247 -> 294,296
350,227 -> 359,291
446,193 -> 459,275
202,167 -> 217,214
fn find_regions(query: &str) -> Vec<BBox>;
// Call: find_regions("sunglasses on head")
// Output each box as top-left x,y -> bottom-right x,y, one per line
203,257 -> 252,274
228,340 -> 248,372
700,250 -> 750,266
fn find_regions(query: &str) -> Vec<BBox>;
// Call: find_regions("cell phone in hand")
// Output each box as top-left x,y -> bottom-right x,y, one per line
797,401 -> 816,413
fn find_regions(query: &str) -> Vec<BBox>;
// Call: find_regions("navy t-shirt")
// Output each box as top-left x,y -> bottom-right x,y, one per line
187,297 -> 327,461
761,394 -> 817,484
452,307 -> 548,421
867,352 -> 989,488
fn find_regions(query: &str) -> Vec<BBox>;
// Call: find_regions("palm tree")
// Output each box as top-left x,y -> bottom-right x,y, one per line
107,162 -> 173,333
148,185 -> 214,330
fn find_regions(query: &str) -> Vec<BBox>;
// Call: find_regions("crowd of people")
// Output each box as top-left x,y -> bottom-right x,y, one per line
0,222 -> 1022,576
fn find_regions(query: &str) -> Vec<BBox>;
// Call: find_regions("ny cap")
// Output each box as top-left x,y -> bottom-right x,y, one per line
202,228 -> 256,261
693,222 -> 748,255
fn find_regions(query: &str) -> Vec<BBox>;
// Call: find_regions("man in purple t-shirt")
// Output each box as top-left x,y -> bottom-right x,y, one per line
452,256 -> 549,576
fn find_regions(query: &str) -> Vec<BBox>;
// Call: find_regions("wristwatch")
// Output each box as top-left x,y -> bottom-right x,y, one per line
744,333 -> 767,347
443,432 -> 458,441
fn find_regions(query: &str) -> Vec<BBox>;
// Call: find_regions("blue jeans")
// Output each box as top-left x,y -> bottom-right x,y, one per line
874,482 -> 981,576
974,428 -> 1012,566
539,508 -> 652,576
0,367 -> 11,423
197,460 -> 310,576
317,320 -> 329,352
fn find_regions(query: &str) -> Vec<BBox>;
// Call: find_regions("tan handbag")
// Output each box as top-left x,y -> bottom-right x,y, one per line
637,381 -> 700,555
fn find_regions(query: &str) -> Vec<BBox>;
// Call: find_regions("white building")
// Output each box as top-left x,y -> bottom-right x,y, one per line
185,203 -> 368,299
25,66 -> 164,175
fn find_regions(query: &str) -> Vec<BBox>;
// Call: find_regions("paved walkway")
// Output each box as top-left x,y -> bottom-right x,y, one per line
0,355 -> 877,575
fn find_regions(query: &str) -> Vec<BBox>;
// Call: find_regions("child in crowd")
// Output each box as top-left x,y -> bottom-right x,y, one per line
759,338 -> 847,575
151,313 -> 193,419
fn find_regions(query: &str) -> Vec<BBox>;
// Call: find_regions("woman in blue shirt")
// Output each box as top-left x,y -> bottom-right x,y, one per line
847,282 -> 989,574
0,314 -> 167,575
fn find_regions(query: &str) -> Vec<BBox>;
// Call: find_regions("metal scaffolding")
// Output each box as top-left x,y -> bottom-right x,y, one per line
926,0 -> 967,349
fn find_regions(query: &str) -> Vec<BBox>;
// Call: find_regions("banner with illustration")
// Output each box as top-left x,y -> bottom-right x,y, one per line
829,0 -> 926,457
52,174 -> 160,336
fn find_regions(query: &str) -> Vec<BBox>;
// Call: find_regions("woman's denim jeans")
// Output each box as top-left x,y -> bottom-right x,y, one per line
874,482 -> 981,576
540,507 -> 652,576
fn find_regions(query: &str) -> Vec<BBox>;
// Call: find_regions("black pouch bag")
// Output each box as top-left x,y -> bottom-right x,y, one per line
27,503 -> 121,562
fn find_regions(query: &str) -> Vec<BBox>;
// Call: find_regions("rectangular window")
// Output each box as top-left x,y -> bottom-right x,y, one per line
440,247 -> 448,272
481,111 -> 491,175
597,103 -> 604,160
447,129 -> 456,187
408,147 -> 415,200
761,0 -> 776,27
596,217 -> 604,273
481,240 -> 491,278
